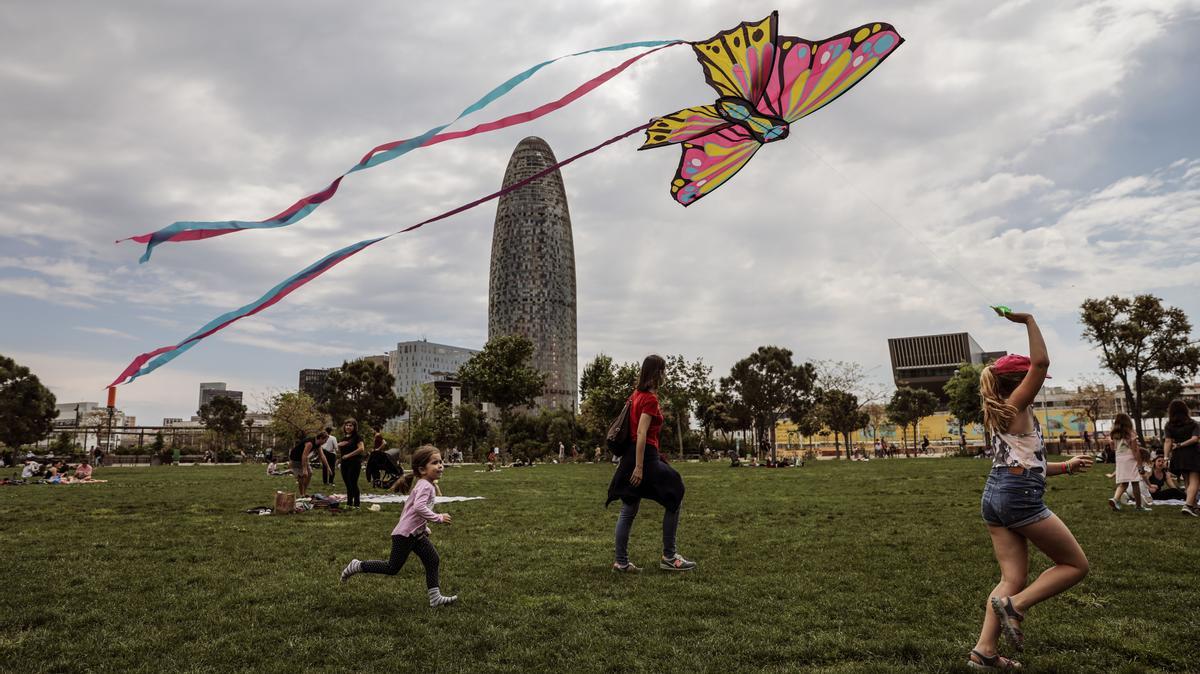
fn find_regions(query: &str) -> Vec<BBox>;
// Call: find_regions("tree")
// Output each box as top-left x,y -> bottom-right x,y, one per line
659,354 -> 714,457
1141,375 -> 1184,435
1080,295 -> 1200,439
578,354 -> 638,445
862,402 -> 891,447
268,391 -> 327,441
819,389 -> 869,459
321,358 -> 406,432
406,384 -> 459,449
456,403 -> 489,459
944,363 -> 984,450
0,355 -> 57,449
886,387 -> 939,451
198,395 -> 247,451
1067,377 -> 1115,436
721,346 -> 816,461
458,335 -> 546,417
812,360 -> 880,459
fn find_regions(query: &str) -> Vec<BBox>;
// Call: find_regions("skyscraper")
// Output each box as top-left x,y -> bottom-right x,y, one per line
489,137 -> 578,410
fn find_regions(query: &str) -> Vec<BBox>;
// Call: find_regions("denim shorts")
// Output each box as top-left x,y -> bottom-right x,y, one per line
980,468 -> 1053,529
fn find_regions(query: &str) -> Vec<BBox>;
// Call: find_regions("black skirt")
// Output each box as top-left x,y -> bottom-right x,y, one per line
606,444 -> 685,513
1170,446 -> 1200,474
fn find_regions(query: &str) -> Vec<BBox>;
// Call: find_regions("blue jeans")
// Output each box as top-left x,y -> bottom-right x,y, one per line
981,468 -> 1053,529
614,498 -> 679,564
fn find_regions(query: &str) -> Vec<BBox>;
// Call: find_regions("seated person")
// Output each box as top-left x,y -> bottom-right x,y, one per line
21,460 -> 41,479
72,460 -> 94,481
1147,456 -> 1187,501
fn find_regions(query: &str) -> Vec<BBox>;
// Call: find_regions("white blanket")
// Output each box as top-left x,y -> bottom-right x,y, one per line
358,494 -> 485,504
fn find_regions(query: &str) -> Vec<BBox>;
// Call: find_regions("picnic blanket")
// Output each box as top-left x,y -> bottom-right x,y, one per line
357,494 -> 485,505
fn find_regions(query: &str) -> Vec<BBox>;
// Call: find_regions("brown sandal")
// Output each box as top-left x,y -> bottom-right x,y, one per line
968,649 -> 1022,670
990,597 -> 1026,651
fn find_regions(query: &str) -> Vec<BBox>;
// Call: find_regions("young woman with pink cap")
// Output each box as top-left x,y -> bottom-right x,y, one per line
967,310 -> 1094,670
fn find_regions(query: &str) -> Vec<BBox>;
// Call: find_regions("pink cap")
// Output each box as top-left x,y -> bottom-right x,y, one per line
991,354 -> 1050,378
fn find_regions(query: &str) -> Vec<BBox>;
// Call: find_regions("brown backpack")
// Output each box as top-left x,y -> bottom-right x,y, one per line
605,397 -> 633,455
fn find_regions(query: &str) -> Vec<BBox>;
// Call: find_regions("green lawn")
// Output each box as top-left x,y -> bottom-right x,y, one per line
1,458 -> 1196,673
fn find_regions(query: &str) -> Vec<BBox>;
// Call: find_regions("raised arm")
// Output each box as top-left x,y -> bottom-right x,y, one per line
1004,312 -> 1049,412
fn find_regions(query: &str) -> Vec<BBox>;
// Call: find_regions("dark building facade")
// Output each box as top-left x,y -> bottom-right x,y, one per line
198,382 -> 242,413
488,137 -> 578,411
887,332 -> 1006,401
298,368 -> 330,402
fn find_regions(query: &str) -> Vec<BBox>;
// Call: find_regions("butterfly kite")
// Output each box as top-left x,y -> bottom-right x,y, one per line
111,11 -> 902,387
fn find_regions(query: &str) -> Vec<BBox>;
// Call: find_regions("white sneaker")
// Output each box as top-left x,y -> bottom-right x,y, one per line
340,559 -> 361,583
1108,498 -> 1121,512
659,554 -> 697,571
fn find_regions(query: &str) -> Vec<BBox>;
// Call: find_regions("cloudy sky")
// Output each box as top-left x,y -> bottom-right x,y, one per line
3,0 -> 1200,425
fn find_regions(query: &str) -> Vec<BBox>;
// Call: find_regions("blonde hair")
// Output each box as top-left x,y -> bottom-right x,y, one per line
980,365 -> 1020,433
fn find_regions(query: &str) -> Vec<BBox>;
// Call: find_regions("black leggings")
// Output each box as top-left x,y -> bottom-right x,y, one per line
361,533 -> 440,588
341,459 -> 362,506
322,452 -> 337,485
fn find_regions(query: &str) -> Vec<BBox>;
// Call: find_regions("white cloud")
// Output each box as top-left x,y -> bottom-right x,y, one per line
3,0 -> 1200,423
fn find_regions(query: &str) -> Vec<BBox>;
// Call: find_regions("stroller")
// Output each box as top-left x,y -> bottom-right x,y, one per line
366,447 -> 405,488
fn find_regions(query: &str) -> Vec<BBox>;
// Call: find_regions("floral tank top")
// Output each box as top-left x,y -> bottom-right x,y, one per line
991,412 -> 1046,474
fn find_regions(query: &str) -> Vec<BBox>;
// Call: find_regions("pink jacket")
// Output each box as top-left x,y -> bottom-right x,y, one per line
391,479 -> 445,536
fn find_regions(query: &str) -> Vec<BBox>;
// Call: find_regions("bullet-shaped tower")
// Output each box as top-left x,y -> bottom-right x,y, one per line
488,137 -> 578,411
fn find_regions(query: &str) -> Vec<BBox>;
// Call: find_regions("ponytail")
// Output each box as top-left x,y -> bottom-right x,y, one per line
980,365 -> 1019,434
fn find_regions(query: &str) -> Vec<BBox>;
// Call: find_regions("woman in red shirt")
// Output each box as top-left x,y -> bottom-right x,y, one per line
606,355 -> 695,572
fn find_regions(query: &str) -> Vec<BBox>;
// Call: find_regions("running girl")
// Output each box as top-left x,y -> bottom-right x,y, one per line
340,445 -> 458,607
969,310 -> 1092,670
1108,413 -> 1147,512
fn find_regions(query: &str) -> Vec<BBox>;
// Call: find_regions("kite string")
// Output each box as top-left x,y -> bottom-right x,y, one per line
111,123 -> 652,387
795,139 -> 995,305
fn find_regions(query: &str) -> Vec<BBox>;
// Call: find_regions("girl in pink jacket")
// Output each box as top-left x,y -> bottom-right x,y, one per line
340,446 -> 458,607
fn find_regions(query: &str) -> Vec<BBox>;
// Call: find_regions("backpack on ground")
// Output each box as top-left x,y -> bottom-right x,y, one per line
606,397 -> 633,455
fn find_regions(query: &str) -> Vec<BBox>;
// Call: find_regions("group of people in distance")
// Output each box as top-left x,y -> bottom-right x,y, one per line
19,457 -> 99,483
286,420 -> 365,502
1106,399 -> 1200,515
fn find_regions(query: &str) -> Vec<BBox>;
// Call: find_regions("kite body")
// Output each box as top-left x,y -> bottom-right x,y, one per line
641,12 -> 903,205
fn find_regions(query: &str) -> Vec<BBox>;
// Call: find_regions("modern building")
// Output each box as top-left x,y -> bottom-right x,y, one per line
198,382 -> 243,412
361,355 -> 389,370
53,402 -> 101,428
162,417 -> 184,427
488,136 -> 578,411
887,332 -> 1005,401
299,368 -> 331,401
390,340 -> 479,403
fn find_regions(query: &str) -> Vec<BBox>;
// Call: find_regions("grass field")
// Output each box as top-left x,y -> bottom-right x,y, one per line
1,457 -> 1196,673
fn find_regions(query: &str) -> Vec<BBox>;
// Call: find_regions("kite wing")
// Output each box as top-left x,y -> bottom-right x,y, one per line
760,23 -> 903,124
691,13 -> 779,103
667,126 -> 761,206
639,105 -> 730,149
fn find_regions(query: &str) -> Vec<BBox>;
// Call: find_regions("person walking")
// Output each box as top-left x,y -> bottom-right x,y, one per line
321,425 -> 338,486
1107,413 -> 1147,512
1163,399 -> 1200,517
968,310 -> 1092,670
338,419 -> 365,508
607,354 -> 695,573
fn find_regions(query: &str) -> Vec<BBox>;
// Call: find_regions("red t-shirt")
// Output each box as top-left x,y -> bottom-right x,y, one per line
629,390 -> 664,449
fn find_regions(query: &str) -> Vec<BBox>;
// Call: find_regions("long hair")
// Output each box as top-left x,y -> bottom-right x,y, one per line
343,418 -> 358,434
1111,412 -> 1135,442
636,354 -> 666,392
1166,400 -> 1192,429
393,445 -> 440,494
979,365 -> 1023,433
